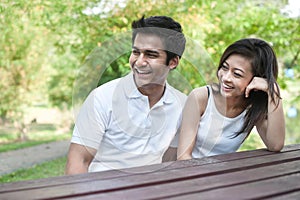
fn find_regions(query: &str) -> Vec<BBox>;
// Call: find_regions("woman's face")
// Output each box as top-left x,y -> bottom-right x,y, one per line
217,54 -> 254,98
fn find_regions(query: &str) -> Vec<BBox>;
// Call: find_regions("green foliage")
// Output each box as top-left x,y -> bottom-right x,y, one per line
47,51 -> 78,109
98,53 -> 132,86
1,0 -> 300,143
0,1 -> 49,121
285,115 -> 300,144
239,131 -> 265,151
2,0 -> 299,111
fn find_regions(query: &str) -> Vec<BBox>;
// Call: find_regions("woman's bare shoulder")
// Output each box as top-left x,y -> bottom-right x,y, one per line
187,86 -> 210,115
189,86 -> 209,101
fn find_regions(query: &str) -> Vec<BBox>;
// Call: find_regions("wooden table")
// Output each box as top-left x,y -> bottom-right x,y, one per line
1,144 -> 300,200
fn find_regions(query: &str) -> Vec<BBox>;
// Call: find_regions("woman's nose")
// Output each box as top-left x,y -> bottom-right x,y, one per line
222,71 -> 232,81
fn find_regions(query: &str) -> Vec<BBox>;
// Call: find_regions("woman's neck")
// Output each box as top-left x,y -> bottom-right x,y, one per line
214,92 -> 248,118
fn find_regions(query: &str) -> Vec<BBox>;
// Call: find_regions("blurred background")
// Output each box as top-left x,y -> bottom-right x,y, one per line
0,0 -> 299,181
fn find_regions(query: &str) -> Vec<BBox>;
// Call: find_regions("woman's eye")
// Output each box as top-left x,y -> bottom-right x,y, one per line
234,72 -> 242,78
221,65 -> 228,70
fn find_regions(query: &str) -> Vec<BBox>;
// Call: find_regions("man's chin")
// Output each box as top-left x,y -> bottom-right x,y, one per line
137,82 -> 165,90
133,75 -> 165,89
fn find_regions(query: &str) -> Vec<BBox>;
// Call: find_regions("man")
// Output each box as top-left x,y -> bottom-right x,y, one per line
65,15 -> 186,174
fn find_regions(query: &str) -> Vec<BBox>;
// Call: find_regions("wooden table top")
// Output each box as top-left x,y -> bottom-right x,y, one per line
1,143 -> 300,200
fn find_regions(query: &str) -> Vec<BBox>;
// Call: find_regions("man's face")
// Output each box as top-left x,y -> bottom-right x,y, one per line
129,33 -> 176,89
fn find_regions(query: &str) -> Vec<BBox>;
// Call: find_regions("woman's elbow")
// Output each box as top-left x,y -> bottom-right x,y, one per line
265,130 -> 285,152
177,153 -> 192,160
267,142 -> 284,152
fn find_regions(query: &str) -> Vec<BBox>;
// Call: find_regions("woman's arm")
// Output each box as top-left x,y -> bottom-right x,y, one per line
256,94 -> 285,151
245,77 -> 285,151
177,87 -> 208,160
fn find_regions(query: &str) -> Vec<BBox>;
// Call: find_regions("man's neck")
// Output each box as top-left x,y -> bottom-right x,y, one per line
138,83 -> 166,108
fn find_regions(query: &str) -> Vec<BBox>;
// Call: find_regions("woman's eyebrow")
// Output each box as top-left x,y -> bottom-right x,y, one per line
223,61 -> 229,66
224,60 -> 247,73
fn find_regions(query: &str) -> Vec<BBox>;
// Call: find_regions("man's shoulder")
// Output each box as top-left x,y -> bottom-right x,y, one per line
167,85 -> 187,104
94,77 -> 122,93
95,73 -> 132,91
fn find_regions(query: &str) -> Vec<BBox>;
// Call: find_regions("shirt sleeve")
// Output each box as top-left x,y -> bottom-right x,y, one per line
71,88 -> 108,150
169,110 -> 183,148
169,128 -> 179,148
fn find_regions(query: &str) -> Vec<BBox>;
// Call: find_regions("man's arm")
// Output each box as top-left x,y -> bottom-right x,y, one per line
65,143 -> 97,175
162,147 -> 177,162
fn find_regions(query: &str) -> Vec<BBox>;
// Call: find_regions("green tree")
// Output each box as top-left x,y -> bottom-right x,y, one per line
0,1 -> 52,139
1,0 -> 299,143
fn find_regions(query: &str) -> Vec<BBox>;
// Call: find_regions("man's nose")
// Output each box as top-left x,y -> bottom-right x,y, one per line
136,54 -> 147,66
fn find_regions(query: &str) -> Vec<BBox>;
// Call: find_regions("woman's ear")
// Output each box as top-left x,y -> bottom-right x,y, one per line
168,56 -> 179,70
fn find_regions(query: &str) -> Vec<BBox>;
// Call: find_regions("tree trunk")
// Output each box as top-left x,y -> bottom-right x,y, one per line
14,121 -> 28,141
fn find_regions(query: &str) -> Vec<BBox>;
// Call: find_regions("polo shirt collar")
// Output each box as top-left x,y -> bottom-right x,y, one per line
122,72 -> 174,104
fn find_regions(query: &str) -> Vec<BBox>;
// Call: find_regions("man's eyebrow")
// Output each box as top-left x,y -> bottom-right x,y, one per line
144,49 -> 160,54
132,47 -> 161,54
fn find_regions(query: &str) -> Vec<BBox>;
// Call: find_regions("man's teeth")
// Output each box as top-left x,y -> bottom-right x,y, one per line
136,68 -> 150,74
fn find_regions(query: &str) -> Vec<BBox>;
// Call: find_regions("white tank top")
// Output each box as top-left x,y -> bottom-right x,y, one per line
192,86 -> 248,158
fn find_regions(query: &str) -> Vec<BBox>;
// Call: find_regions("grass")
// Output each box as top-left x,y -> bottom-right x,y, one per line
0,123 -> 71,153
0,119 -> 71,183
0,156 -> 67,183
0,139 -> 64,153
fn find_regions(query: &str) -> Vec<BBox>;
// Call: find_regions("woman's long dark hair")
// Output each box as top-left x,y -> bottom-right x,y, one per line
215,38 -> 281,137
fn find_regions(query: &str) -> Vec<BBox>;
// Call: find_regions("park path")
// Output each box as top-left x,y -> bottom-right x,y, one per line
0,140 -> 70,176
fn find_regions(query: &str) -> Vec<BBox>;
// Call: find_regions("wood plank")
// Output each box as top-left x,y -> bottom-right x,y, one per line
1,150 -> 299,200
60,160 -> 300,200
263,191 -> 300,200
1,143 -> 299,192
0,170 -> 129,193
166,173 -> 300,200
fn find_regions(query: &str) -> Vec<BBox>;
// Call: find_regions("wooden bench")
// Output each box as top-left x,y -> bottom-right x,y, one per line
1,143 -> 299,199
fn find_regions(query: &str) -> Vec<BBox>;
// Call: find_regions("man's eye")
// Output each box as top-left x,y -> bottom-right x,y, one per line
148,54 -> 158,58
132,50 -> 139,55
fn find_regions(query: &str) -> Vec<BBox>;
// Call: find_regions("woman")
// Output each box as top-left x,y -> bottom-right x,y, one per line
177,38 -> 285,160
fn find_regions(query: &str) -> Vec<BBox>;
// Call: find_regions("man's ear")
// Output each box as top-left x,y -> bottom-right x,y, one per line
168,56 -> 179,70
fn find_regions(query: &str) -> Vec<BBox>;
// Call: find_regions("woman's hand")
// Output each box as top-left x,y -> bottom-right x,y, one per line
247,77 -> 285,152
245,77 -> 268,98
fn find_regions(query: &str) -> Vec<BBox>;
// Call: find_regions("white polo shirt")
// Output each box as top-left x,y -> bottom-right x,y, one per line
71,72 -> 186,172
